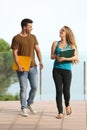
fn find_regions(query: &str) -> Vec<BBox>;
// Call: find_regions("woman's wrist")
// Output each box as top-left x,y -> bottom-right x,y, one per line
55,55 -> 58,59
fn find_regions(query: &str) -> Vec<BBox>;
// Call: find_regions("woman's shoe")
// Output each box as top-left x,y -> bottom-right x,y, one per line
66,106 -> 72,115
56,113 -> 63,119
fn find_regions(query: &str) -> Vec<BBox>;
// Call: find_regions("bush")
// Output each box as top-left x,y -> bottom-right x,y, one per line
0,93 -> 20,101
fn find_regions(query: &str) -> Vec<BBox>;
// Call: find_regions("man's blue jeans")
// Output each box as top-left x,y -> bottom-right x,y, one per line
17,66 -> 38,109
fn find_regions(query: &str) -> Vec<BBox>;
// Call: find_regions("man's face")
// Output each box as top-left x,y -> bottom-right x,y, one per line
24,23 -> 33,33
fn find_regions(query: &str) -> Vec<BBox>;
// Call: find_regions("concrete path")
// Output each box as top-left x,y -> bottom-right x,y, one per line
0,100 -> 87,130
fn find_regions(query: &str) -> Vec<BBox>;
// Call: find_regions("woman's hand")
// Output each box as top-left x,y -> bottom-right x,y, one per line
56,56 -> 65,62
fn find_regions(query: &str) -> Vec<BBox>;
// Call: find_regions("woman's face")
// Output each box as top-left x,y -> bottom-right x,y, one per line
59,27 -> 66,38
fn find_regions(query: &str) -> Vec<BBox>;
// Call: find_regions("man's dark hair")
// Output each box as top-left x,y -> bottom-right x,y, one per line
21,18 -> 33,28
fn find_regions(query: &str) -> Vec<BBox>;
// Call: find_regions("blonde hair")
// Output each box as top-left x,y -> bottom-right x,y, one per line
64,26 -> 79,64
64,26 -> 77,49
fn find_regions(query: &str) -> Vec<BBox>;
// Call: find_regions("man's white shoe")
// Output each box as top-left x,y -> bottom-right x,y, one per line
21,108 -> 29,117
27,105 -> 37,114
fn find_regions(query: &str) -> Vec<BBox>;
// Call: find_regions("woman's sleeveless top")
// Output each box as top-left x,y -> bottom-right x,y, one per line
53,41 -> 72,70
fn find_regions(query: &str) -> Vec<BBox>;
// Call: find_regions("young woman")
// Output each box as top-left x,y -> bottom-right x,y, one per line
51,26 -> 79,119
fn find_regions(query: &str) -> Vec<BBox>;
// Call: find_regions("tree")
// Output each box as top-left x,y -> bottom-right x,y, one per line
0,38 -> 17,96
0,38 -> 10,52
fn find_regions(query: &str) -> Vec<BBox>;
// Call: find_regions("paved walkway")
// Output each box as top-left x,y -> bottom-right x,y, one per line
0,100 -> 87,130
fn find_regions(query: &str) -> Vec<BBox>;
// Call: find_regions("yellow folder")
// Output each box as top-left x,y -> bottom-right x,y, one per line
12,56 -> 31,71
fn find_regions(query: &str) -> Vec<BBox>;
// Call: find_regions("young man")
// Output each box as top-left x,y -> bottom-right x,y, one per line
11,18 -> 43,116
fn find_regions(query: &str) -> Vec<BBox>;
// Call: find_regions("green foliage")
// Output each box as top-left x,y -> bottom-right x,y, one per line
0,52 -> 13,74
0,38 -> 18,98
0,93 -> 20,101
0,38 -> 10,52
0,52 -> 15,85
0,38 -> 13,80
0,39 -> 13,76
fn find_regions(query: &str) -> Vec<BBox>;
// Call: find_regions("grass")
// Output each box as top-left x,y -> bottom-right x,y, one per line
0,93 -> 20,101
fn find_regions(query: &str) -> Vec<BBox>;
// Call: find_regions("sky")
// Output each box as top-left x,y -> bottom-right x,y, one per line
0,0 -> 87,53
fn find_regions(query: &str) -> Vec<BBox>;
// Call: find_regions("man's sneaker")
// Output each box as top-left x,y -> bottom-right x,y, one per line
21,108 -> 29,117
27,105 -> 37,114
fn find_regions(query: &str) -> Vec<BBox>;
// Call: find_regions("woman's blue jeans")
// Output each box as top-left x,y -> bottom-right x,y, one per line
17,66 -> 38,109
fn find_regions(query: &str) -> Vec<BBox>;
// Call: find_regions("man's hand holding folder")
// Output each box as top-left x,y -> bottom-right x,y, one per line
12,56 -> 31,71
